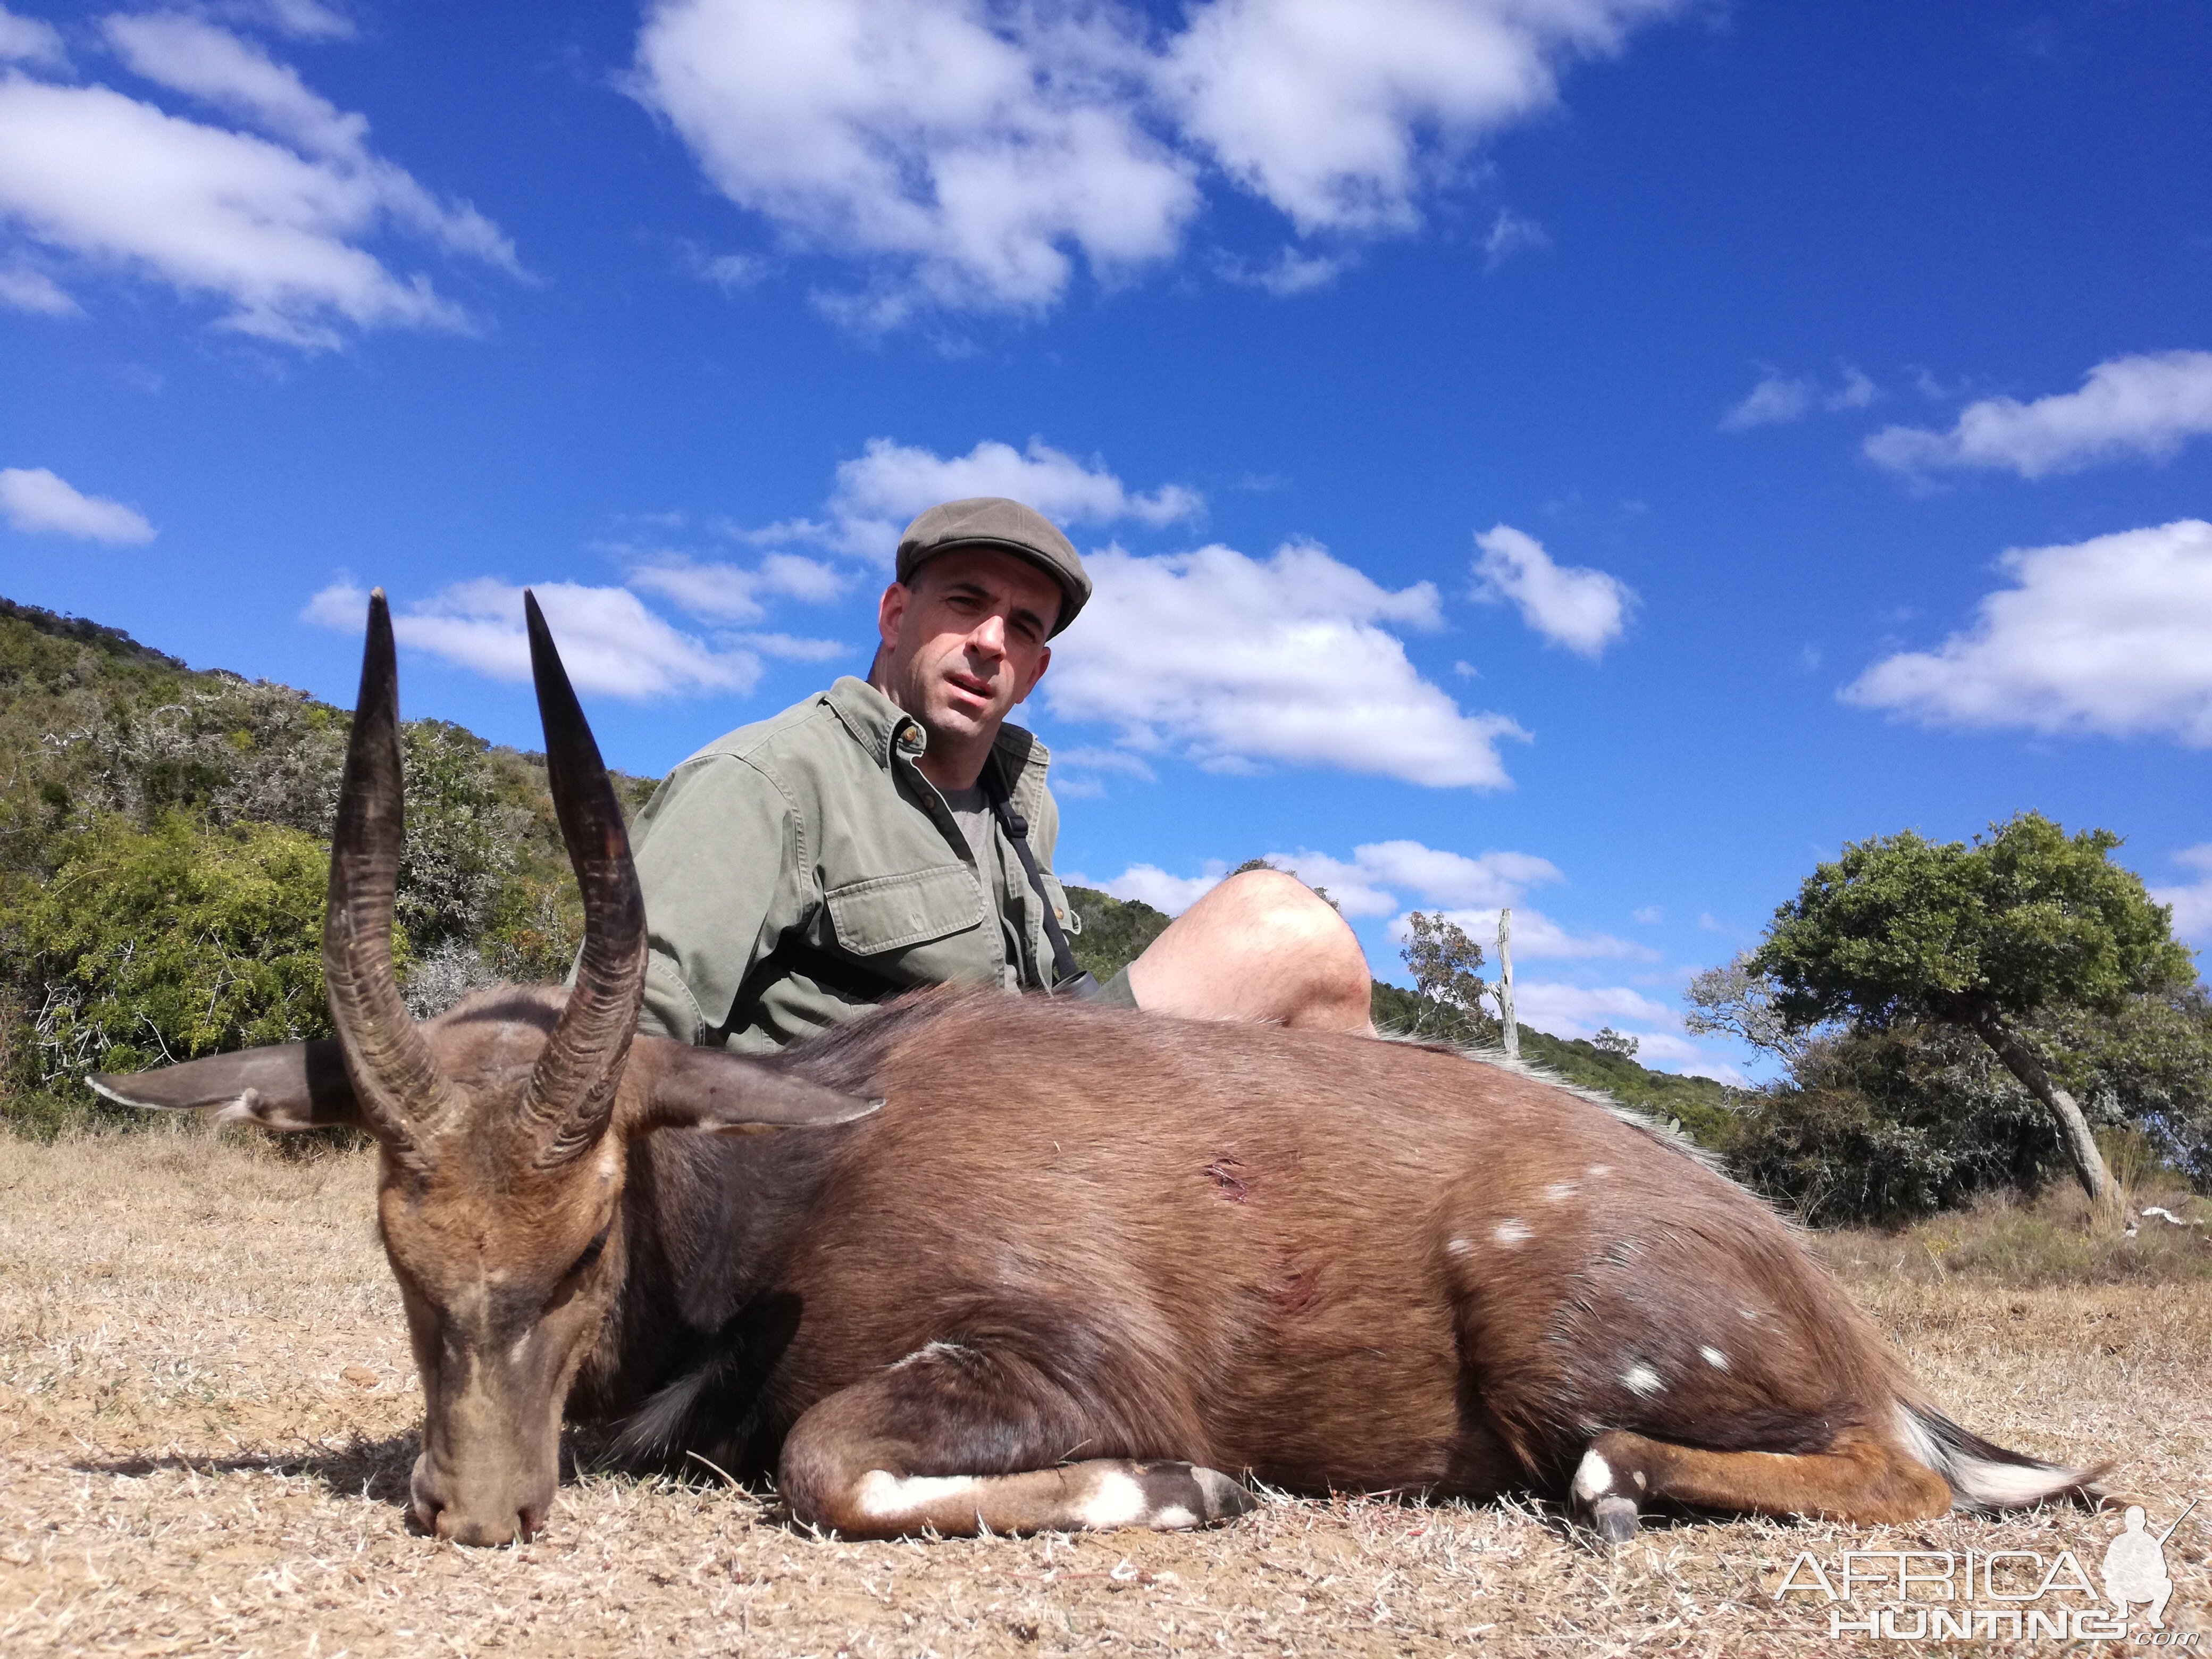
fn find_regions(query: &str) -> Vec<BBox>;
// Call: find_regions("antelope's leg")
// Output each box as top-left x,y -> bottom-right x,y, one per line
1569,1427 -> 1952,1543
776,1342 -> 1254,1539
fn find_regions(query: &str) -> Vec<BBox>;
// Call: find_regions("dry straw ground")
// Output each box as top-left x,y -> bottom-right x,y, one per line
3,1123 -> 2207,1658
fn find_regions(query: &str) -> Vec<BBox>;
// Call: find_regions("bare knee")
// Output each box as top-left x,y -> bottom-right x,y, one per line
1130,870 -> 1371,1032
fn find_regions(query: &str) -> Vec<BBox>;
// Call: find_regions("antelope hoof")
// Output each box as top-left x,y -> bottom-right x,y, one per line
1189,1464 -> 1259,1525
1589,1496 -> 1641,1546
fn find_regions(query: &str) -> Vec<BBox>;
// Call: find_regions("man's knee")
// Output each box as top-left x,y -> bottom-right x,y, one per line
1210,870 -> 1370,1007
1218,870 -> 1361,957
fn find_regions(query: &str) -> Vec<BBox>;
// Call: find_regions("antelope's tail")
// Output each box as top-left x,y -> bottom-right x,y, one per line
1896,1402 -> 2110,1512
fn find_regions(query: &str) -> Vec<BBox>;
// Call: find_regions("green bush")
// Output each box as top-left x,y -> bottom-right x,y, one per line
0,811 -> 359,1129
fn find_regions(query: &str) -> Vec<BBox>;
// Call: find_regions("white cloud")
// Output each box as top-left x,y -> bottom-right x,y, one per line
1508,981 -> 1669,1033
734,631 -> 847,662
0,263 -> 75,313
1829,365 -> 1878,410
732,436 -> 1205,563
1080,835 -> 1561,921
1721,364 -> 1879,430
0,21 -> 516,348
632,0 -> 1682,321
1470,523 -> 1633,658
230,0 -> 355,43
1418,906 -> 1653,961
1721,372 -> 1813,430
627,550 -> 849,623
1864,350 -> 2212,479
1162,0 -> 1674,235
303,578 -> 761,700
1843,520 -> 2212,746
830,436 -> 1202,560
0,5 -> 64,67
1631,905 -> 1663,924
1264,841 -> 1560,918
0,465 -> 155,542
630,0 -> 1196,319
1481,207 -> 1548,270
1216,245 -> 1347,295
2150,845 -> 2212,948
105,12 -> 362,158
1050,539 -> 1527,788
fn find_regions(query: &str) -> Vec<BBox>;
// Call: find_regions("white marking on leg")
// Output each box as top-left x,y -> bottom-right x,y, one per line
853,1470 -> 978,1522
1571,1449 -> 1614,1502
1076,1469 -> 1151,1529
1152,1505 -> 1196,1529
1621,1363 -> 1663,1397
1700,1345 -> 1729,1370
1543,1182 -> 1578,1203
1493,1219 -> 1531,1246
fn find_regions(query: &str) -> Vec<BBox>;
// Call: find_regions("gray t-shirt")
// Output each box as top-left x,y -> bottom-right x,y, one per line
942,783 -> 1023,990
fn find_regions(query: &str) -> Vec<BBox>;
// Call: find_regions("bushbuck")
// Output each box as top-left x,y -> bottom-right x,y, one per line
94,593 -> 2104,1547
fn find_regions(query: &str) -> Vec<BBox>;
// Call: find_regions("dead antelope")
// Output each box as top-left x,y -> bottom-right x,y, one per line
95,592 -> 2104,1547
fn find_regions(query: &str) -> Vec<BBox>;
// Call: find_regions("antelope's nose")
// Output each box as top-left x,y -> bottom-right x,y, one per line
434,1506 -> 534,1547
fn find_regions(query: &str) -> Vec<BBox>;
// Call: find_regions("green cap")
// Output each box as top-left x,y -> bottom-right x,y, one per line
894,497 -> 1090,636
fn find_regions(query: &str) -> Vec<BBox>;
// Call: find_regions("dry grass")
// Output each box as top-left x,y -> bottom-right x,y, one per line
3,1126 -> 2207,1658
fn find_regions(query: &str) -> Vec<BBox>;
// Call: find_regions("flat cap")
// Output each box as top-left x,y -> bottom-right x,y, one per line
895,497 -> 1090,635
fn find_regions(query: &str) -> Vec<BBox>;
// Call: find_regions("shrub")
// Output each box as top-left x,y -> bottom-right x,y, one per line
0,812 -> 361,1128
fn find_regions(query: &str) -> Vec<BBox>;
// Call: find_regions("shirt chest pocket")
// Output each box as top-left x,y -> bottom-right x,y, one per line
824,863 -> 985,957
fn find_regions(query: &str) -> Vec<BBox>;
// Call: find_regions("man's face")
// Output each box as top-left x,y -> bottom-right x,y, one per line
875,547 -> 1061,751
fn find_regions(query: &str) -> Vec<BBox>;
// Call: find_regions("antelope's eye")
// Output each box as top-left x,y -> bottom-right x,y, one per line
567,1226 -> 610,1281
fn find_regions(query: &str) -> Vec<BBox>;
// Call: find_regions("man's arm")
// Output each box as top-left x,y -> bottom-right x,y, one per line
630,755 -> 806,1045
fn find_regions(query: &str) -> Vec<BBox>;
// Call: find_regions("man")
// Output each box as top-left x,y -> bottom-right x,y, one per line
630,495 -> 1372,1052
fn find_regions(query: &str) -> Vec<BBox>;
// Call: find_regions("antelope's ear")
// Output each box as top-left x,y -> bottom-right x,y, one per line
89,1040 -> 365,1133
626,1036 -> 883,1138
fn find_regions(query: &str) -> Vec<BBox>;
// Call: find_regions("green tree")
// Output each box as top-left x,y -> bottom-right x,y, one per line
1752,812 -> 2196,1226
1399,911 -> 1492,1042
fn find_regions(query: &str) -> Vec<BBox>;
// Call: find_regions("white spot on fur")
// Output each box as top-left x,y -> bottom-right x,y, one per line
1571,1449 -> 1613,1502
1445,1237 -> 1472,1256
1701,1346 -> 1729,1370
1543,1182 -> 1578,1203
1738,1306 -> 1761,1321
1621,1363 -> 1663,1397
1077,1470 -> 1151,1529
853,1470 -> 978,1521
1153,1505 -> 1196,1529
1493,1219 -> 1532,1246
1586,1164 -> 1611,1177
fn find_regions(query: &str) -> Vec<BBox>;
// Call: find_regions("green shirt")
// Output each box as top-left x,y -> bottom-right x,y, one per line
630,675 -> 1077,1052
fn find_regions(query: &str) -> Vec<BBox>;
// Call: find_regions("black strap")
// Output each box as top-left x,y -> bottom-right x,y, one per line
982,755 -> 1099,998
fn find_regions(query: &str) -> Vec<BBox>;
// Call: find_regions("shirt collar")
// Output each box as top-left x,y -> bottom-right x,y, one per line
824,675 -> 923,770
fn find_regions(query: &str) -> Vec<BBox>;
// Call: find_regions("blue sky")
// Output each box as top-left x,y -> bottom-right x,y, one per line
4,0 -> 2210,1079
